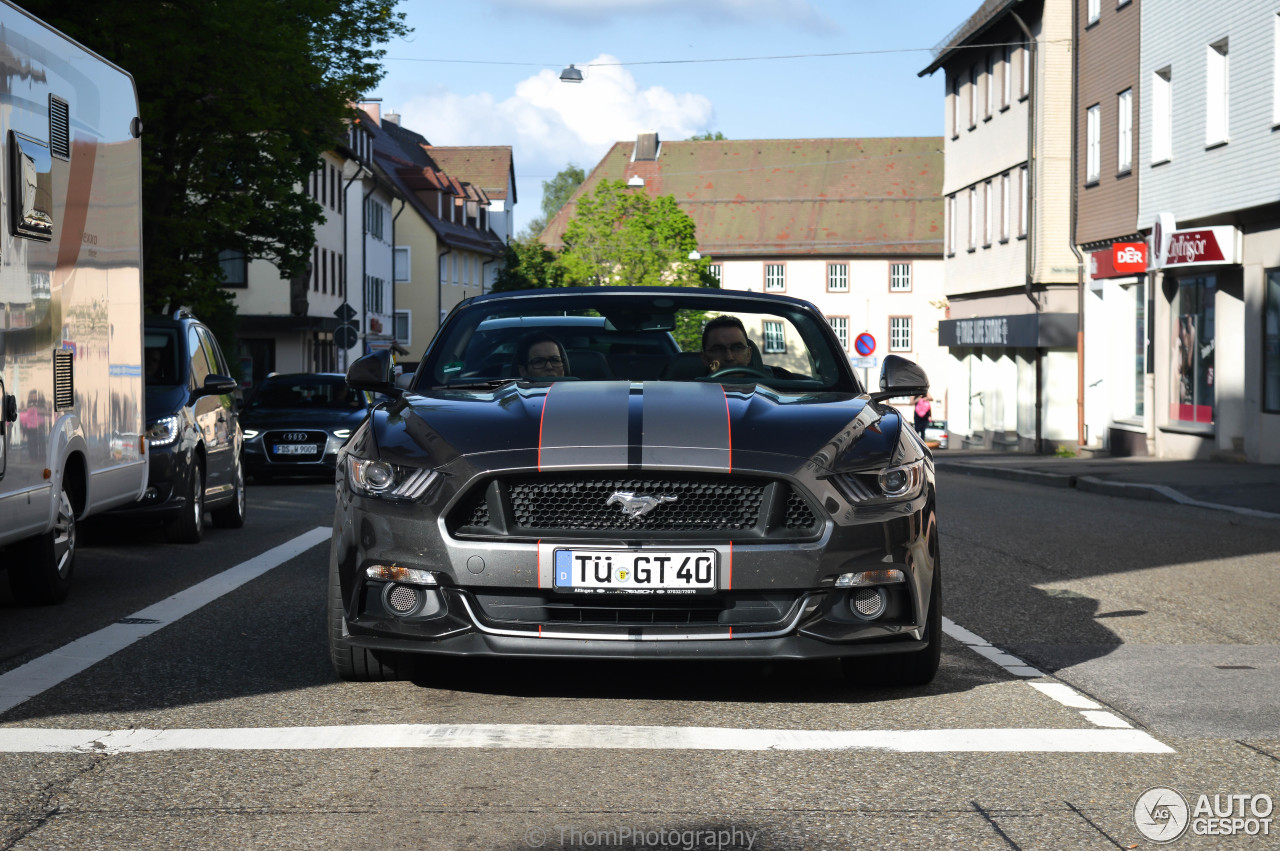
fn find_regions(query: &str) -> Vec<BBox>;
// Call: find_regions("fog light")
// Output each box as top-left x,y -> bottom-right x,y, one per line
385,583 -> 421,615
851,587 -> 888,620
835,569 -> 906,587
366,565 -> 438,585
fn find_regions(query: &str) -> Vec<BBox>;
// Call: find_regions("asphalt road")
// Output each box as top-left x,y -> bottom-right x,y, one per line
1,472 -> 1277,850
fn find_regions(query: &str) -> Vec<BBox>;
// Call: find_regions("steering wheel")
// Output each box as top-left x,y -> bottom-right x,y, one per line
701,365 -> 772,381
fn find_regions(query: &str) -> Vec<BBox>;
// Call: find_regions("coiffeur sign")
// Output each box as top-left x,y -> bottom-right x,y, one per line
1150,219 -> 1241,270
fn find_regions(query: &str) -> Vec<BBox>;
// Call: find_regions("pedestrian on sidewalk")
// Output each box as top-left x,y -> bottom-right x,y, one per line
913,395 -> 932,437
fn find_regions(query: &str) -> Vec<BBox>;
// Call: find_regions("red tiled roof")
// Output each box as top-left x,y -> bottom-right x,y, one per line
541,137 -> 944,257
425,146 -> 515,202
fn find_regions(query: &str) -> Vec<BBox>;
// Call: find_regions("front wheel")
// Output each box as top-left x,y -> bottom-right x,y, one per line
166,462 -> 204,544
8,484 -> 77,605
328,558 -> 407,681
842,567 -> 942,687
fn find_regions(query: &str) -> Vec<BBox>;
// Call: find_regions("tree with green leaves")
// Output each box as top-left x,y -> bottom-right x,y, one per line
558,179 -> 716,289
519,163 -> 586,240
688,131 -> 727,141
492,237 -> 566,292
16,0 -> 410,323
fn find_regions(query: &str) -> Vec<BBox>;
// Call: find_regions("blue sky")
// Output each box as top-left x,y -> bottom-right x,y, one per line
367,0 -> 972,234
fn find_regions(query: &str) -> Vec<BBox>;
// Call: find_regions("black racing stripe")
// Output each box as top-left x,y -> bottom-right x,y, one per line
627,385 -> 644,469
539,381 -> 630,469
640,382 -> 731,472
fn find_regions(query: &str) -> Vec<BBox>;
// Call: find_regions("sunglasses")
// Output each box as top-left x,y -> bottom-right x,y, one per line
525,356 -> 564,368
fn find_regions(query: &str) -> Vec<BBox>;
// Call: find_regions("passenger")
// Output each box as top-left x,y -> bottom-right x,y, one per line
514,332 -> 569,380
700,315 -> 801,379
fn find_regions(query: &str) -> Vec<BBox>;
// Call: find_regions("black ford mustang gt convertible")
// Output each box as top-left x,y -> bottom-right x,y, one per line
330,286 -> 941,686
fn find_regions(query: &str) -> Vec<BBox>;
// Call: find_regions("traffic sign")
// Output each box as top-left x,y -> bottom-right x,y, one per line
334,322 -> 359,350
854,332 -> 876,356
334,303 -> 357,323
851,356 -> 877,368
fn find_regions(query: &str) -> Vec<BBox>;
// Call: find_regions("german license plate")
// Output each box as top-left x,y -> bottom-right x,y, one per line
274,444 -> 319,455
553,549 -> 717,593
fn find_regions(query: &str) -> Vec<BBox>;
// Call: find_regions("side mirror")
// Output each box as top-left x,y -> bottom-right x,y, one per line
347,350 -> 400,396
870,354 -> 928,402
201,374 -> 238,397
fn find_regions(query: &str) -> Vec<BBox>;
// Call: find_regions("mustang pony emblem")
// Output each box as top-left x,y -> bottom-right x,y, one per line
606,491 -> 677,519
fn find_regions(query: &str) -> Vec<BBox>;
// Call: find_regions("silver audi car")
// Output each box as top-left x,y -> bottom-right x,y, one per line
329,287 -> 940,686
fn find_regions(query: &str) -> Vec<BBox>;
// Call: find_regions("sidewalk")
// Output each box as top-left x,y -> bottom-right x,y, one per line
932,449 -> 1280,519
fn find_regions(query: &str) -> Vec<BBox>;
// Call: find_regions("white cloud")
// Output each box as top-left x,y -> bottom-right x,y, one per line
395,56 -> 714,226
487,0 -> 834,30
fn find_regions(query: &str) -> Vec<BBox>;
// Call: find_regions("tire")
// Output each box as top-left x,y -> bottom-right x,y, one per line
211,456 -> 247,529
842,565 -> 942,688
328,558 -> 405,681
166,462 -> 204,544
8,483 -> 77,605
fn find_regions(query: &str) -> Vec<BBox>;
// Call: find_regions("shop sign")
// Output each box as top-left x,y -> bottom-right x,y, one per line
939,313 -> 1078,349
1091,243 -> 1148,279
1150,220 -> 1240,270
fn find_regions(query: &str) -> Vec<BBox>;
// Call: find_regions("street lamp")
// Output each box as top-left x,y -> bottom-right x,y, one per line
559,64 -> 584,83
688,250 -> 701,261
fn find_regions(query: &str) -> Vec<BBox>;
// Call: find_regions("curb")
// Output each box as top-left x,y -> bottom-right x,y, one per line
938,462 -> 1280,520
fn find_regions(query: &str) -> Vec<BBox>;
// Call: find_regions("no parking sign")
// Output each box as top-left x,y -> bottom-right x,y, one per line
854,332 -> 876,357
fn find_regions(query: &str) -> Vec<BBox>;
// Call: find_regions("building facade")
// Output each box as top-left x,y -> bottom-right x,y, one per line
1076,0 -> 1149,456
542,135 -> 947,418
923,0 -> 1081,452
1138,0 -> 1280,463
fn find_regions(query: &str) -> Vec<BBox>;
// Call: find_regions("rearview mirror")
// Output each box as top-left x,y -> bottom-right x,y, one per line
347,350 -> 400,396
869,354 -> 928,402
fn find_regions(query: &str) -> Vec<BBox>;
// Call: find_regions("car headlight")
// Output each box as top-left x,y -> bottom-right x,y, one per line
346,456 -> 439,501
333,428 -> 351,439
242,428 -> 260,440
830,459 -> 924,504
878,460 -> 924,499
146,415 -> 180,448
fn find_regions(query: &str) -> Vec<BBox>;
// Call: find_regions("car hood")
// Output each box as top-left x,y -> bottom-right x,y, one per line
241,407 -> 370,430
144,385 -> 190,421
367,380 -> 902,475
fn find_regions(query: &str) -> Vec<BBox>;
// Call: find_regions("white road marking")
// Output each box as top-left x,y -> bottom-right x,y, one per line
1030,682 -> 1101,710
0,724 -> 1174,754
1080,711 -> 1133,729
942,616 -> 1044,677
0,527 -> 332,715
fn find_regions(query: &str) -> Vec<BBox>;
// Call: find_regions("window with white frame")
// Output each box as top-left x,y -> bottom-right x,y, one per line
889,317 -> 912,352
1153,67 -> 1173,162
1117,88 -> 1133,173
983,180 -> 993,246
827,263 -> 848,291
1206,39 -> 1229,146
1000,172 -> 1010,241
394,246 -> 410,283
1088,0 -> 1100,25
765,263 -> 785,291
1086,104 -> 1101,183
969,64 -> 978,128
1002,44 -> 1012,109
1019,166 -> 1029,237
762,320 -> 786,353
394,310 -> 411,347
984,52 -> 993,119
1020,42 -> 1030,99
947,195 -> 957,255
890,263 -> 911,291
968,187 -> 977,250
950,74 -> 961,138
708,263 -> 722,283
828,316 -> 849,350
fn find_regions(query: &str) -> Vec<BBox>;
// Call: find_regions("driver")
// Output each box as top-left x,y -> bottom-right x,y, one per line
515,332 -> 569,379
700,315 -> 800,378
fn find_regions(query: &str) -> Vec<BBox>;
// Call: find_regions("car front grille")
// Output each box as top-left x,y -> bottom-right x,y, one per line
471,590 -> 808,628
451,473 -> 820,540
262,429 -> 328,463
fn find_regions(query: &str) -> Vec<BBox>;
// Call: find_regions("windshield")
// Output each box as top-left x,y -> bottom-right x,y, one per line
415,290 -> 859,393
144,330 -> 181,387
248,375 -> 365,410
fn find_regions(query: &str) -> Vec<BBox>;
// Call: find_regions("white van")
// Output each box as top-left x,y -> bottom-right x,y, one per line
0,1 -> 146,604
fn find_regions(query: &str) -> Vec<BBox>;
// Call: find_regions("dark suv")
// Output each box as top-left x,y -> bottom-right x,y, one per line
106,310 -> 246,542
